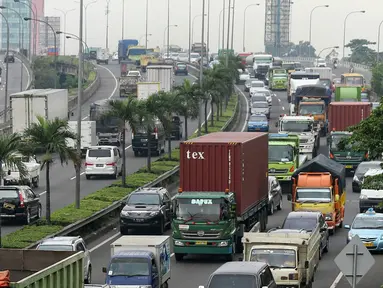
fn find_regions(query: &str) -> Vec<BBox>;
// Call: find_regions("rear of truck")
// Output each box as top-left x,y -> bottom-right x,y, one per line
328,102 -> 371,172
335,86 -> 361,102
173,132 -> 269,260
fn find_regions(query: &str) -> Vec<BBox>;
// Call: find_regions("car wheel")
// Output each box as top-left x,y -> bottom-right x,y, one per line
158,218 -> 164,235
84,266 -> 92,284
36,205 -> 42,220
25,209 -> 31,225
268,202 -> 274,215
86,175 -> 91,180
112,168 -> 118,179
324,237 -> 329,253
277,198 -> 282,210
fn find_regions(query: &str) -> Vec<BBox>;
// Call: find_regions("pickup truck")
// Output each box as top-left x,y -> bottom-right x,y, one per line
3,154 -> 40,188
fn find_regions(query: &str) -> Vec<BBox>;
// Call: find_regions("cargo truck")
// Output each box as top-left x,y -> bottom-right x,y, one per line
242,228 -> 321,288
67,121 -> 97,155
137,82 -> 161,100
0,249 -> 84,288
305,67 -> 333,88
118,39 -> 138,63
146,65 -> 175,92
327,102 -> 371,172
268,133 -> 307,194
334,86 -> 361,102
288,71 -> 320,103
96,48 -> 109,65
10,89 -> 69,134
172,132 -> 269,261
103,236 -> 171,288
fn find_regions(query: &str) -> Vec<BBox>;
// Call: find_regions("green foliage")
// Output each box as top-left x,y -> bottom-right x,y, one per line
272,41 -> 316,58
371,64 -> 383,96
345,39 -> 376,65
361,173 -> 383,190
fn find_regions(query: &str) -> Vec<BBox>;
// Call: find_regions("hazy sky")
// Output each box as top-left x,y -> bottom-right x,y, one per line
45,0 -> 381,56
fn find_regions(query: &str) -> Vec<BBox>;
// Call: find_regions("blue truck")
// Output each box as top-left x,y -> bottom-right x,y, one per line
103,236 -> 171,287
118,39 -> 139,63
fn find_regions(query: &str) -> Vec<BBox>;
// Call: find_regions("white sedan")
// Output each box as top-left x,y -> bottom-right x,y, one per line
112,52 -> 118,61
177,53 -> 189,62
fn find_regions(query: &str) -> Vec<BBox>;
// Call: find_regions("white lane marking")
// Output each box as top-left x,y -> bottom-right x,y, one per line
70,171 -> 85,180
282,106 -> 285,110
39,191 -> 46,196
278,98 -> 281,102
238,88 -> 249,132
20,59 -> 30,89
124,144 -> 132,151
329,272 -> 343,288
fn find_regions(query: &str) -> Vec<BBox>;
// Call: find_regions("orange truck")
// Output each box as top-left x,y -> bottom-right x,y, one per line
287,154 -> 346,235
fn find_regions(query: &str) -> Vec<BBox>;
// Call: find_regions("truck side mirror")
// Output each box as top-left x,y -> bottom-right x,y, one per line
102,267 -> 107,273
335,194 -> 339,202
287,194 -> 292,201
305,261 -> 309,269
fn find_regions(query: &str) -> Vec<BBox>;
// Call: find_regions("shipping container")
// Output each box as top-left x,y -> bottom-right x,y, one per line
136,82 -> 160,100
328,102 -> 371,132
0,249 -> 84,288
146,65 -> 174,92
179,132 -> 268,216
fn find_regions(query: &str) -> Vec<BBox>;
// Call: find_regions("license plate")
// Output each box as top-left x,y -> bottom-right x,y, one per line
195,241 -> 207,245
364,242 -> 374,247
345,165 -> 353,168
134,218 -> 144,222
96,164 -> 103,167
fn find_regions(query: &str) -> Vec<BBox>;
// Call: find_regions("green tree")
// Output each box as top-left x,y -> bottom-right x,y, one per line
278,41 -> 316,58
102,98 -> 141,187
371,64 -> 383,96
345,39 -> 376,65
23,116 -> 77,223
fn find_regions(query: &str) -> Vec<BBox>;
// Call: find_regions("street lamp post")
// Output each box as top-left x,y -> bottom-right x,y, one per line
219,7 -> 232,51
163,26 -> 177,50
54,8 -> 76,55
318,45 -> 339,58
225,0 -> 231,66
222,0 -> 225,50
192,14 -> 206,45
206,0 -> 210,64
105,0 -> 110,49
198,0 -> 206,137
230,0 -> 235,50
25,17 -> 57,88
0,6 -> 24,91
121,0 -> 124,39
166,0 -> 170,56
14,0 -> 35,60
75,0 -> 97,45
308,5 -> 329,58
188,0 -> 191,62
0,12 -> 9,124
343,10 -> 365,60
377,20 -> 383,62
242,3 -> 259,52
145,0 -> 149,50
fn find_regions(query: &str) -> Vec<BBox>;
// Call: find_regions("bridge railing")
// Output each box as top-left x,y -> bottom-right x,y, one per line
281,57 -> 371,72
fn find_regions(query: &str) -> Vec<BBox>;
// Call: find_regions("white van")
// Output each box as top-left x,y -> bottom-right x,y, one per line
85,146 -> 122,179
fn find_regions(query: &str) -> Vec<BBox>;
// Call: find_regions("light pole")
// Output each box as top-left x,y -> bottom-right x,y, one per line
25,17 -> 57,88
318,45 -> 339,58
230,0 -> 235,50
166,0 -> 170,56
105,0 -> 110,49
188,0 -> 191,62
206,0 -> 210,63
75,0 -> 97,45
222,0 -> 225,51
0,6 -> 24,91
198,0 -> 206,137
145,0 -> 149,50
14,0 -> 35,60
377,20 -> 383,62
163,25 -> 177,51
242,3 -> 259,52
139,34 -> 151,45
192,14 -> 206,45
219,7 -> 232,51
121,0 -> 124,39
0,12 -> 9,123
54,8 -> 76,55
343,10 -> 365,60
308,5 -> 329,58
225,0 -> 231,66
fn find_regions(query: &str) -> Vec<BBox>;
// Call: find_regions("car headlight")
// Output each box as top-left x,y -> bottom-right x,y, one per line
348,232 -> 354,240
353,175 -> 360,182
150,211 -> 160,216
120,211 -> 129,216
324,213 -> 332,221
360,194 -> 368,199
174,240 -> 184,246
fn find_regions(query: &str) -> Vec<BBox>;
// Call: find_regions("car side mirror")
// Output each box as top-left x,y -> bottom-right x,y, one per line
102,267 -> 107,273
344,225 -> 350,229
287,194 -> 292,201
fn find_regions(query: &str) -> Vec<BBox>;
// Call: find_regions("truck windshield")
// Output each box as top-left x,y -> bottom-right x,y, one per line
299,104 -> 324,115
330,134 -> 351,151
108,257 -> 149,277
128,49 -> 146,56
208,274 -> 257,288
250,249 -> 296,268
280,120 -> 312,132
268,145 -> 294,162
175,198 -> 224,222
296,188 -> 331,202
127,194 -> 160,205
343,76 -> 364,85
254,57 -> 272,64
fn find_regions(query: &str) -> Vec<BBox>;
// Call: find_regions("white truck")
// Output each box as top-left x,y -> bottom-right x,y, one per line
67,121 -> 97,155
10,89 -> 69,134
242,228 -> 321,288
137,82 -> 161,100
96,48 -> 109,65
103,236 -> 171,288
3,154 -> 41,187
305,67 -> 333,87
146,65 -> 175,92
276,115 -> 318,159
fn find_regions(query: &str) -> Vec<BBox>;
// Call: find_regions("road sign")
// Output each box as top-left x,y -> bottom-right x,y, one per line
334,235 -> 375,287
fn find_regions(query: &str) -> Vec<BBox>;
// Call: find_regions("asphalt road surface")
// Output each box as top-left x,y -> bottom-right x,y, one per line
87,63 -> 382,288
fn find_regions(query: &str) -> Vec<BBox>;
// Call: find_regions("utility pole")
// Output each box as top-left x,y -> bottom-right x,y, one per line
222,0 -> 225,50
166,0 -> 170,56
105,0 -> 110,49
121,0 -> 124,39
206,0 -> 210,64
230,0 -> 235,50
225,0 -> 231,66
198,0 -> 205,137
145,0 -> 149,49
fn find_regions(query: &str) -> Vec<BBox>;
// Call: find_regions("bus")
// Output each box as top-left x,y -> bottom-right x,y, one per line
127,46 -> 147,65
340,73 -> 365,87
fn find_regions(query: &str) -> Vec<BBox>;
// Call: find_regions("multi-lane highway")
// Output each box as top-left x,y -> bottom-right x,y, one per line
85,63 -> 382,288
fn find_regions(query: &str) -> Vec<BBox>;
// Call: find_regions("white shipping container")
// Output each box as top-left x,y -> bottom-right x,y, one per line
136,82 -> 161,100
305,67 -> 332,80
10,89 -> 69,134
146,65 -> 175,92
67,121 -> 97,150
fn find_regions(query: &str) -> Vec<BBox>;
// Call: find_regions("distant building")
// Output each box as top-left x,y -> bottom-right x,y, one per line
39,16 -> 60,55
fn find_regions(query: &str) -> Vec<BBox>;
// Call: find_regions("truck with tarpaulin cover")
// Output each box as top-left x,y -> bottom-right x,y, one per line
290,84 -> 331,136
288,71 -> 320,103
268,67 -> 288,90
268,133 -> 307,194
334,86 -> 362,102
172,132 -> 269,261
0,249 -> 84,288
288,154 -> 346,234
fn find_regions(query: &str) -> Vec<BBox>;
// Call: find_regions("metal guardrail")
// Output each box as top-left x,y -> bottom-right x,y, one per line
281,56 -> 371,71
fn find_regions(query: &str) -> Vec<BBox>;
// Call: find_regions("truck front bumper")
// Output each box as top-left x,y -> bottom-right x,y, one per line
173,238 -> 233,255
334,161 -> 360,171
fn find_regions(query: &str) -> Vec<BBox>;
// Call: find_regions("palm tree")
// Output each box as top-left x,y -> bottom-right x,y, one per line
102,97 -> 141,187
23,116 -> 77,223
174,79 -> 200,140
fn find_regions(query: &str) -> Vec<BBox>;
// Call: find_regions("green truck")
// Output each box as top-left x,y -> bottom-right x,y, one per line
268,68 -> 288,90
172,132 -> 269,261
268,133 -> 308,193
0,249 -> 84,288
335,86 -> 361,102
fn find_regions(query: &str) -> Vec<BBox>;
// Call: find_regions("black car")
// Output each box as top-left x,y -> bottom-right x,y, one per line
4,52 -> 14,63
120,187 -> 172,235
0,186 -> 41,224
174,63 -> 188,75
352,161 -> 383,192
281,211 -> 329,257
170,116 -> 183,140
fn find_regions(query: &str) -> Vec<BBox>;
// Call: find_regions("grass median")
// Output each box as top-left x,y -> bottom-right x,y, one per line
2,94 -> 238,248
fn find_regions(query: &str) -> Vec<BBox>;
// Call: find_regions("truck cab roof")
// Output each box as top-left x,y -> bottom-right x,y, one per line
39,236 -> 81,246
279,115 -> 314,121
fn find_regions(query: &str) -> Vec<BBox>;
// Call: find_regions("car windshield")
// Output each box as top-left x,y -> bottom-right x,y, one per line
355,162 -> 383,177
37,245 -> 73,251
249,115 -> 267,122
127,194 -> 160,205
330,134 -> 352,151
251,96 -> 267,102
108,257 -> 149,277
352,216 -> 383,229
299,104 -> 324,115
296,188 -> 331,202
280,120 -> 312,132
268,145 -> 293,162
88,149 -> 111,157
250,249 -> 296,269
175,198 -> 224,222
282,217 -> 317,232
252,102 -> 268,108
251,82 -> 263,87
208,275 -> 257,288
128,49 -> 146,56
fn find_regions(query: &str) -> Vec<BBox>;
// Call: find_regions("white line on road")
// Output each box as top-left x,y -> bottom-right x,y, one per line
239,88 -> 249,132
282,106 -> 285,110
70,172 -> 85,180
278,98 -> 281,102
330,272 -> 343,288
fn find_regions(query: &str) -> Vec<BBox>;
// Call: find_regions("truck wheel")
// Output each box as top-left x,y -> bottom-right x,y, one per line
84,266 -> 92,284
175,253 -> 184,261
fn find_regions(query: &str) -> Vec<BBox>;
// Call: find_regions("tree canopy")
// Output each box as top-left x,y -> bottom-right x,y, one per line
345,38 -> 376,65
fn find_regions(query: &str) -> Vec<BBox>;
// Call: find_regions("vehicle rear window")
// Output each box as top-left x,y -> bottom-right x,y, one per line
209,275 -> 257,288
0,190 -> 18,198
282,218 -> 317,232
88,149 -> 111,157
37,245 -> 73,251
177,64 -> 186,68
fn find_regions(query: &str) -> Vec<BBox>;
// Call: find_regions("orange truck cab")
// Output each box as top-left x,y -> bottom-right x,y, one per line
287,154 -> 346,235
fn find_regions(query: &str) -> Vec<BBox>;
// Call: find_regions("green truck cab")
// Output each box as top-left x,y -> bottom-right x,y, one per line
268,68 -> 288,90
335,86 -> 361,102
268,133 -> 307,193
